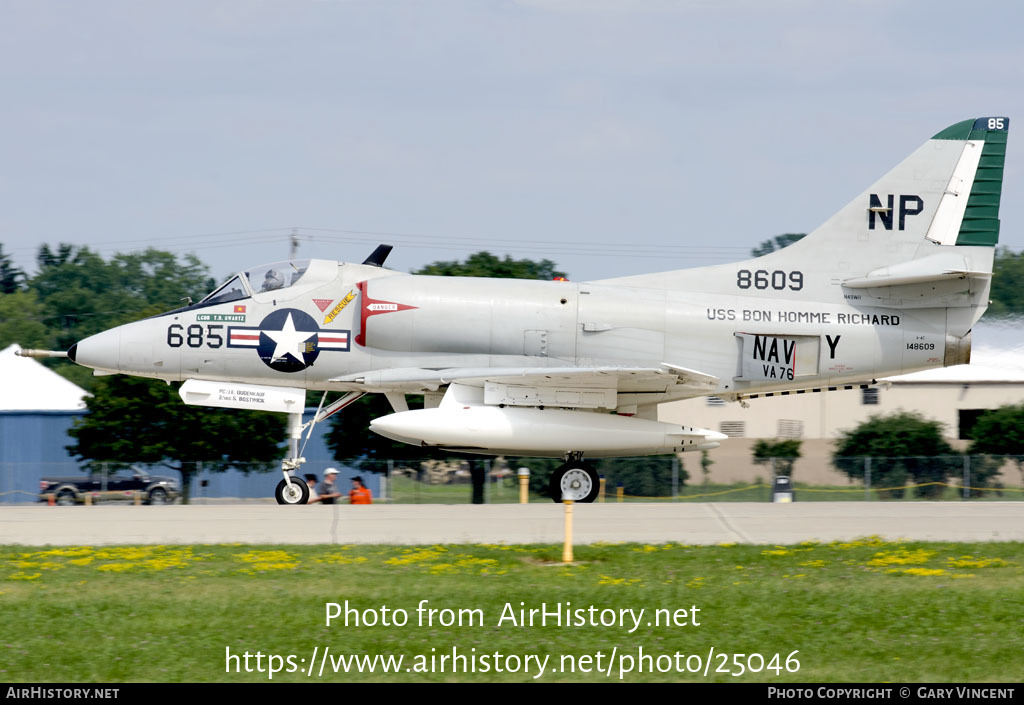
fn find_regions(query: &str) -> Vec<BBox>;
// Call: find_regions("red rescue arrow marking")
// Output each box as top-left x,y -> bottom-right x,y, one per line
354,280 -> 417,347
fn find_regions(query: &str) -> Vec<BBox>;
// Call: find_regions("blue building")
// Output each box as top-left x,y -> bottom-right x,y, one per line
0,344 -> 377,503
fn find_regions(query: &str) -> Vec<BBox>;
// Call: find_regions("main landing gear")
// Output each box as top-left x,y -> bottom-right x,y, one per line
275,391 -> 365,505
548,452 -> 600,503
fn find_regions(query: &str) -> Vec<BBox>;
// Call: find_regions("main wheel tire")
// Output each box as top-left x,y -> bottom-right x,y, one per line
549,463 -> 600,503
56,489 -> 77,506
275,477 -> 310,505
147,487 -> 168,505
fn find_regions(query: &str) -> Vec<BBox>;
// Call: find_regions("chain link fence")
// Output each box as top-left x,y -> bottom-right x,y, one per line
3,455 -> 1022,504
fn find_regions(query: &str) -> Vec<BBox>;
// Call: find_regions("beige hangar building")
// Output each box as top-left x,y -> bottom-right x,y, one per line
660,321 -> 1024,487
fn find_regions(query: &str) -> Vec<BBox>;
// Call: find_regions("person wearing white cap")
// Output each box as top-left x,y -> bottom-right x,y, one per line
309,467 -> 342,504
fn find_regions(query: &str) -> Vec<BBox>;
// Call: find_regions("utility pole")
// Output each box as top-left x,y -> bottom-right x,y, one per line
289,228 -> 299,260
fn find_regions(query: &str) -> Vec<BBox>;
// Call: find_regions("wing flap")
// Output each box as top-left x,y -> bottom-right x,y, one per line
330,364 -> 719,403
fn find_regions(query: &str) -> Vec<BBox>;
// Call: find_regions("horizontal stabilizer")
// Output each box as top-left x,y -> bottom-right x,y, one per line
842,252 -> 991,289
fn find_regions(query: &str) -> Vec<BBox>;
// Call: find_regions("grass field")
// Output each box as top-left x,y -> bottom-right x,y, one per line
1,539 -> 1022,682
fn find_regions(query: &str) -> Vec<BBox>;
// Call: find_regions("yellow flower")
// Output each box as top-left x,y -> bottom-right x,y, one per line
8,572 -> 41,580
234,550 -> 299,572
866,549 -> 935,567
97,564 -> 134,572
946,556 -> 1009,569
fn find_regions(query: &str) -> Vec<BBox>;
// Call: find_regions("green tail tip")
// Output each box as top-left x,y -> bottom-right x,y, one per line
933,117 -> 1009,140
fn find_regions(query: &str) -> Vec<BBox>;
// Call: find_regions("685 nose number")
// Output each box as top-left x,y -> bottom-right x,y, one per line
166,324 -> 223,349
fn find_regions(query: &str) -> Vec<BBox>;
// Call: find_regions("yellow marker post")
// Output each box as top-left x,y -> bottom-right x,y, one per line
84,494 -> 92,507
518,467 -> 530,504
133,492 -> 142,506
616,482 -> 624,503
598,477 -> 606,503
562,496 -> 574,563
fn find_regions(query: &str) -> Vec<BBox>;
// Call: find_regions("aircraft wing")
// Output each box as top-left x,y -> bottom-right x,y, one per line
329,364 -> 719,407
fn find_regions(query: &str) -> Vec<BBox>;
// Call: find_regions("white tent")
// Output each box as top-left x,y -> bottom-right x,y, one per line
0,344 -> 89,411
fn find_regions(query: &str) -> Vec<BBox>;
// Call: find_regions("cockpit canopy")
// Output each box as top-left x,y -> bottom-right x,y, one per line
200,260 -> 314,304
200,275 -> 247,305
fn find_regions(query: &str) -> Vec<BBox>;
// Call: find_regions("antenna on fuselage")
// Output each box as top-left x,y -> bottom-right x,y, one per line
362,244 -> 393,267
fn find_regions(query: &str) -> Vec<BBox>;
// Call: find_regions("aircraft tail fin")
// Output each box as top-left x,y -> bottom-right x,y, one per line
596,117 -> 1010,303
745,116 -> 1010,268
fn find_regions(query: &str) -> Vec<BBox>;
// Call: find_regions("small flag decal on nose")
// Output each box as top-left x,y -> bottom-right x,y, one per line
234,305 -> 246,313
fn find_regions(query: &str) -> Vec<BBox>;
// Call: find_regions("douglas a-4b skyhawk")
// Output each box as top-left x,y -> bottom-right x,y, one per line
22,117 -> 1010,504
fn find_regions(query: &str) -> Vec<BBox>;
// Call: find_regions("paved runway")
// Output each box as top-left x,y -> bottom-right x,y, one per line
1,502 -> 1022,545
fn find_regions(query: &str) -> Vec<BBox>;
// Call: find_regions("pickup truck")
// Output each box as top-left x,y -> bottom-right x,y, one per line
39,470 -> 180,505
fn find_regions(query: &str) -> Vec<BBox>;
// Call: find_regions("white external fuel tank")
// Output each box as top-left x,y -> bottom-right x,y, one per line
370,405 -> 726,458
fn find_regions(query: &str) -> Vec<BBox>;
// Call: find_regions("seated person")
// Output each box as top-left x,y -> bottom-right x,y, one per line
261,269 -> 284,292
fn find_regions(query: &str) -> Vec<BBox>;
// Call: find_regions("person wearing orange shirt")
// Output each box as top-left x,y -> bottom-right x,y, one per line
349,476 -> 372,505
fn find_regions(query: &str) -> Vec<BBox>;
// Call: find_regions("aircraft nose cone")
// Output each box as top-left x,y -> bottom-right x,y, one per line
71,329 -> 121,372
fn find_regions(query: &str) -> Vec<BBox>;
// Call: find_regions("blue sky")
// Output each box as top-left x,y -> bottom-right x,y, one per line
1,0 -> 1021,283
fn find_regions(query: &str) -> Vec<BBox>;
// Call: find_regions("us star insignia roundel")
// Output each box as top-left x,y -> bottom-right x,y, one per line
226,308 -> 350,373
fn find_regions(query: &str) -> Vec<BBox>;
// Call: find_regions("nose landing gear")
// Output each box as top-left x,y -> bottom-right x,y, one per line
274,392 -> 365,505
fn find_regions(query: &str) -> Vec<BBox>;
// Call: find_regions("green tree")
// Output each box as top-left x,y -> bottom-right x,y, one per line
750,233 -> 806,258
31,245 -> 213,350
967,403 -> 1024,485
752,438 -> 802,478
987,247 -> 1024,316
23,245 -> 215,389
413,251 -> 566,280
0,290 -> 49,350
0,244 -> 25,294
832,412 -> 961,499
700,449 -> 714,485
67,376 -> 286,503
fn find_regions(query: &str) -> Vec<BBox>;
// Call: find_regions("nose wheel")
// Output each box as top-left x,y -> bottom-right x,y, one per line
549,460 -> 600,503
275,476 -> 310,505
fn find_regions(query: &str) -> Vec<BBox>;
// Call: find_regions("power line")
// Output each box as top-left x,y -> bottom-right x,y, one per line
1,225 -> 756,262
